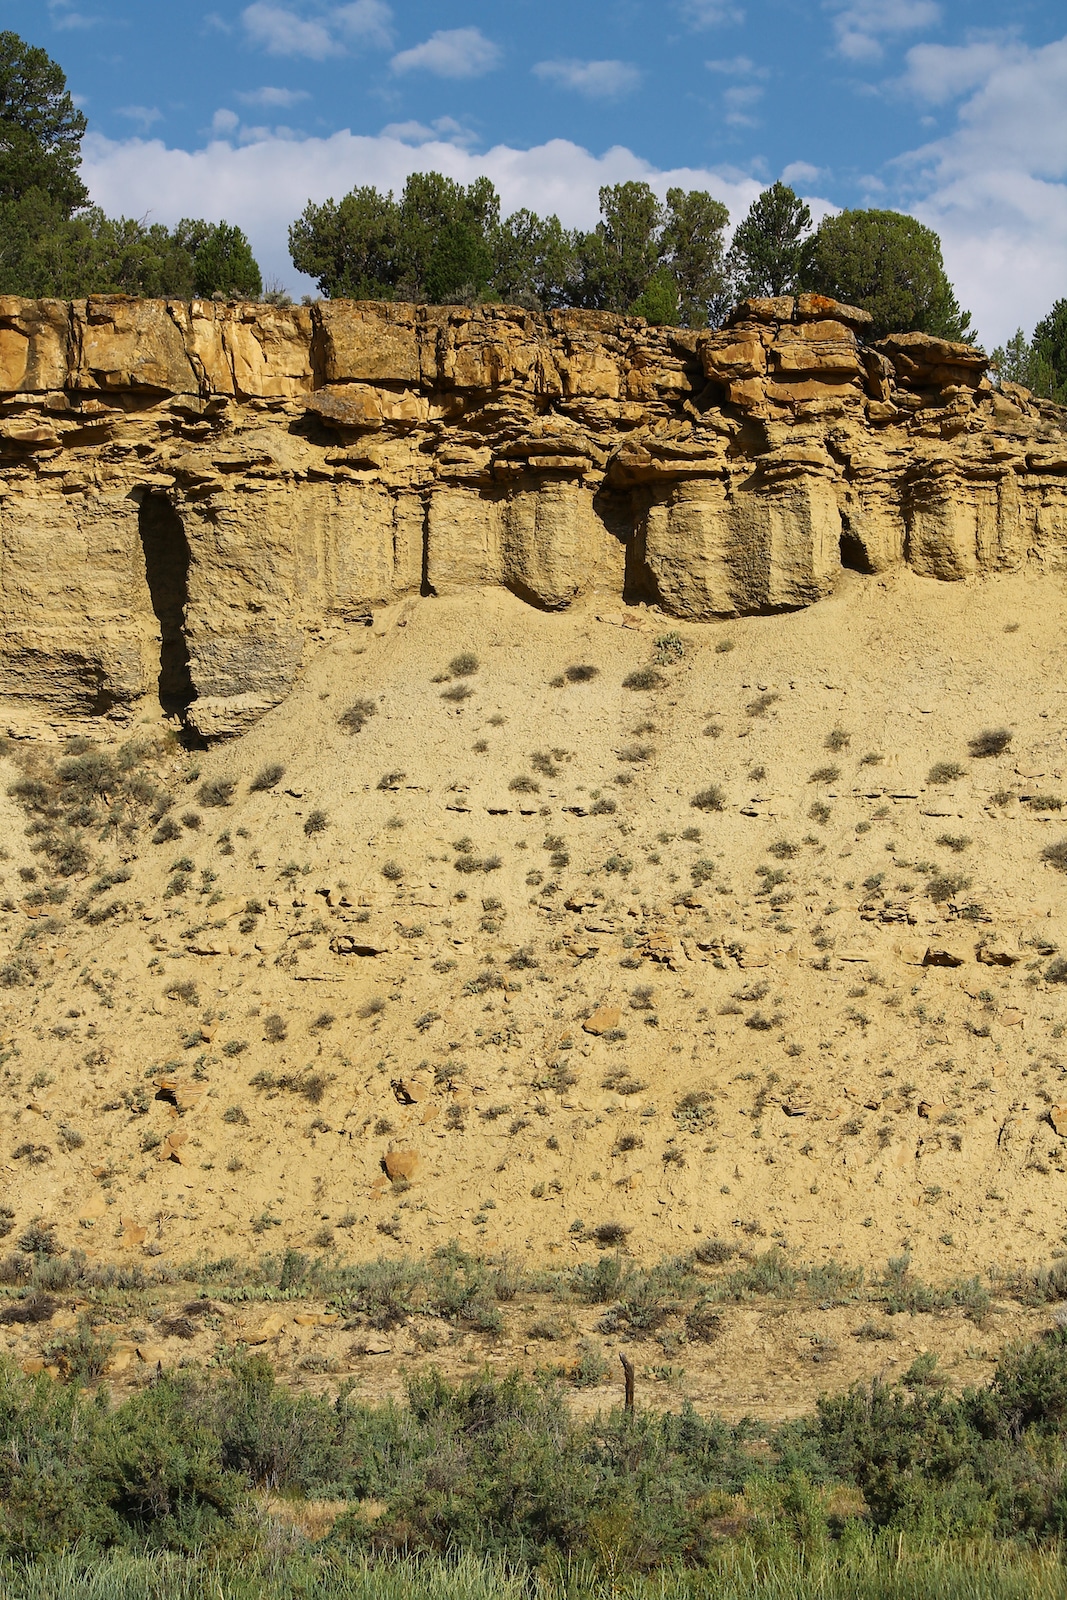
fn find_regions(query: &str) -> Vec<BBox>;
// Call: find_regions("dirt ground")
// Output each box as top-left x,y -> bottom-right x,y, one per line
3,564 -> 1067,1411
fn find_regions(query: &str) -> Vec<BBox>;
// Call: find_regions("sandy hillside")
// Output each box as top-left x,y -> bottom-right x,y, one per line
2,567 -> 1067,1400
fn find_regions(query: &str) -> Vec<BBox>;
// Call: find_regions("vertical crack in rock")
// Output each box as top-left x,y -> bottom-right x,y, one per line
138,493 -> 193,713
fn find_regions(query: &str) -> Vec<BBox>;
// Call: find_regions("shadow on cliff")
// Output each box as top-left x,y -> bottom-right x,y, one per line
138,493 -> 194,714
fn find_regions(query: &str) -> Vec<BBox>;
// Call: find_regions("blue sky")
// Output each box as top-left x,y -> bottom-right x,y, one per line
4,0 -> 1066,343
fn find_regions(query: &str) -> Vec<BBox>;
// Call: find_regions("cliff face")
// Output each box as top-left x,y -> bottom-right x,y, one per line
1,291 -> 1064,737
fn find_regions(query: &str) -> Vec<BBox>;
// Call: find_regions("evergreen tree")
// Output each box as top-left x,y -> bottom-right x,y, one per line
0,31 -> 264,301
0,30 -> 87,211
575,181 -> 665,312
727,181 -> 813,298
1033,299 -> 1067,402
174,219 -> 263,300
661,187 -> 731,326
805,208 -> 972,341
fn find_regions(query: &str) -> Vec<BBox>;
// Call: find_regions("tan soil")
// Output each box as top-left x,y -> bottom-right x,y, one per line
3,566 -> 1067,1410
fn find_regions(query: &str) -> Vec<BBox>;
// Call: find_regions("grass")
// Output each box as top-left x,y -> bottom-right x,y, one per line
691,785 -> 726,812
5,1545 -> 1067,1600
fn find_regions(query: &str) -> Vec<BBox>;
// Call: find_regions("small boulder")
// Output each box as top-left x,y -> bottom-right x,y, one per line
583,1005 -> 622,1036
384,1148 -> 420,1182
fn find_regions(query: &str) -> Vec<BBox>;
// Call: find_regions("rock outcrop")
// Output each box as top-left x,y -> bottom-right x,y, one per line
1,292 -> 1064,736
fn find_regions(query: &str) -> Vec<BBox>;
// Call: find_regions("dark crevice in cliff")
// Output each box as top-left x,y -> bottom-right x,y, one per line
839,526 -> 875,574
138,493 -> 194,713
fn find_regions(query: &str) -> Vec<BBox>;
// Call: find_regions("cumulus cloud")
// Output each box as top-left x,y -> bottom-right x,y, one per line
379,117 -> 477,147
829,0 -> 940,62
781,161 -> 827,186
894,34 -> 1067,344
334,0 -> 394,48
898,38 -> 1024,104
532,59 -> 641,99
241,2 -> 392,60
390,27 -> 501,79
79,128 -> 763,295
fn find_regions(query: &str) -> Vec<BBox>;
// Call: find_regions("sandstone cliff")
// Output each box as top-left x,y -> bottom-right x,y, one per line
1,292 -> 1064,738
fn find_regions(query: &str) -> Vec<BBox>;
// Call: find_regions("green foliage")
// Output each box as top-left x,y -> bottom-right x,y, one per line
290,172 -> 499,304
1001,300 -> 1067,402
0,32 -> 262,298
728,182 -> 814,298
806,208 -> 972,341
0,31 -> 87,212
172,218 -> 263,299
1033,299 -> 1067,402
290,172 -> 729,325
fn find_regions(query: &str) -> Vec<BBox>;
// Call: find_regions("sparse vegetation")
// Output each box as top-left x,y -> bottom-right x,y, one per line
197,777 -> 235,808
969,727 -> 1013,757
928,761 -> 965,785
250,763 -> 285,791
691,785 -> 725,812
1041,838 -> 1067,873
622,668 -> 664,691
339,698 -> 377,733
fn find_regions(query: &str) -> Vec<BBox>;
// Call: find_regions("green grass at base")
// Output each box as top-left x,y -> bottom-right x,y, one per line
5,1543 -> 1067,1600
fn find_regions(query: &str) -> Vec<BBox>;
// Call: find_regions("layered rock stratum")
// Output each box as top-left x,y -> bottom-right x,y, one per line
3,297 -> 1067,1408
1,292 -> 1064,738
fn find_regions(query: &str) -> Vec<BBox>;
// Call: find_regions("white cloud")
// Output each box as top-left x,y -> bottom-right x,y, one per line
893,35 -> 1067,344
79,129 -> 763,295
116,105 -> 163,131
533,59 -> 641,99
240,2 -> 392,59
829,0 -> 940,62
236,86 -> 311,108
242,4 -> 337,59
212,109 -> 241,136
679,1 -> 744,27
898,39 -> 1022,104
781,161 -> 827,186
379,116 -> 477,147
390,27 -> 501,79
334,1 -> 394,48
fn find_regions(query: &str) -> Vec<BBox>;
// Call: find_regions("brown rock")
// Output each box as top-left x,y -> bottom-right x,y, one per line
978,943 -> 1019,966
384,1148 -> 420,1182
925,945 -> 967,967
157,1130 -> 189,1163
1050,1106 -> 1067,1137
583,1005 -> 622,1035
244,1312 -> 289,1346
